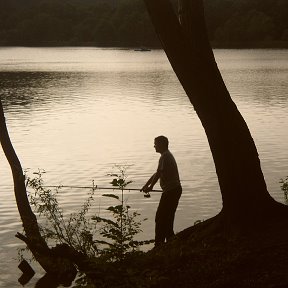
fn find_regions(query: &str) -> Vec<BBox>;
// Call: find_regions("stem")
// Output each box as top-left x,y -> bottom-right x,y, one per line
120,186 -> 124,259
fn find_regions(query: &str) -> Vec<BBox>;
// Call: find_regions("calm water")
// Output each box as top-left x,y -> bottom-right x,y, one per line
0,47 -> 287,287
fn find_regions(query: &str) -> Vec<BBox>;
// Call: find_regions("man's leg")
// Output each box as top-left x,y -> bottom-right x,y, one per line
155,187 -> 182,245
155,194 -> 167,246
165,187 -> 182,241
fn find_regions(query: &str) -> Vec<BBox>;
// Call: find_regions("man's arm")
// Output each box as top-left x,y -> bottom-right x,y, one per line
141,170 -> 160,192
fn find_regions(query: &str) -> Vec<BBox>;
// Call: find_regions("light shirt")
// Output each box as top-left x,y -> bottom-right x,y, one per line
157,150 -> 181,193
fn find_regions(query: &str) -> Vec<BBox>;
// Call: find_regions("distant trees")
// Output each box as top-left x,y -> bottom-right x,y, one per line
0,0 -> 287,47
214,10 -> 275,42
0,0 -> 158,46
205,0 -> 287,44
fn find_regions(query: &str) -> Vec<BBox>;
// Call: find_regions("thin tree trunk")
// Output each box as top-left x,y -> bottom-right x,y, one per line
144,0 -> 283,225
0,98 -> 77,284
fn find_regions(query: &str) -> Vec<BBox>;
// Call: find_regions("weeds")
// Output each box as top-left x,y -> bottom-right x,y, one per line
24,166 -> 153,263
93,165 -> 153,261
26,169 -> 97,257
280,176 -> 288,202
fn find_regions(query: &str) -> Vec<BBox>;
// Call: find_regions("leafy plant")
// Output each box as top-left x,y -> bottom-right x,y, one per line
26,169 -> 98,257
25,167 -> 153,263
92,165 -> 153,261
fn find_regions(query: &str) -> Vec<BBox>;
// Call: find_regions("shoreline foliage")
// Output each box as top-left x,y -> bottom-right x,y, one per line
280,176 -> 288,202
24,167 -> 153,264
0,0 -> 287,48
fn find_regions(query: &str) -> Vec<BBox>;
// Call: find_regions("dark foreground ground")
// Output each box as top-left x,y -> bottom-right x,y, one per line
74,214 -> 288,288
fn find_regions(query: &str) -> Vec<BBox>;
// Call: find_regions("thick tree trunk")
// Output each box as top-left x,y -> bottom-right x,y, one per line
0,98 -> 77,285
144,0 -> 284,225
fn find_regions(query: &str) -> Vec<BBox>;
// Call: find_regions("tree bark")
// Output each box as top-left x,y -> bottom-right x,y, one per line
0,98 -> 77,285
143,0 -> 285,225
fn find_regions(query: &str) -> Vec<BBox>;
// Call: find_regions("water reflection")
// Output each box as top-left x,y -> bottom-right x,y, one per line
0,71 -> 88,110
215,49 -> 288,108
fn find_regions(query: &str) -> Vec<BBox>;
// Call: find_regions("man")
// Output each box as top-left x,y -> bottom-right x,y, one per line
141,136 -> 182,247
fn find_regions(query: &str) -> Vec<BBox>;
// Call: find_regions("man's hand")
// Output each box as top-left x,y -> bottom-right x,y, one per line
140,185 -> 152,198
140,185 -> 152,193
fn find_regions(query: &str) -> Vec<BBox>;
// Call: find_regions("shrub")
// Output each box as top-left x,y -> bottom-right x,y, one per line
92,165 -> 153,261
24,166 -> 153,263
280,176 -> 288,202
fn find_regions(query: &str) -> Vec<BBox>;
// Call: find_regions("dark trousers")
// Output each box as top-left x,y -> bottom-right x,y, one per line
155,186 -> 182,246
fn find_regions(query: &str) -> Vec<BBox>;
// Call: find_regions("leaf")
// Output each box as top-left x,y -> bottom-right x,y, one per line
94,239 -> 110,245
102,194 -> 119,200
107,205 -> 123,214
91,216 -> 118,227
107,207 -> 118,214
110,179 -> 119,186
107,174 -> 119,177
118,179 -> 124,185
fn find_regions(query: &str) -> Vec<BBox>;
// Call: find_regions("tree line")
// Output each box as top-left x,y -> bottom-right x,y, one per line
0,0 -> 287,47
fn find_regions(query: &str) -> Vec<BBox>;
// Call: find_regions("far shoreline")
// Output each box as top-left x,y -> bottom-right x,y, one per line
0,40 -> 288,49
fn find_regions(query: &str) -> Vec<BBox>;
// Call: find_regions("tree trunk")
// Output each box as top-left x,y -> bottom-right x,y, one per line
143,0 -> 285,225
0,98 -> 77,285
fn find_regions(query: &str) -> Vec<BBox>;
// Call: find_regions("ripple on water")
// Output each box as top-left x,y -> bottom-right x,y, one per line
0,48 -> 287,288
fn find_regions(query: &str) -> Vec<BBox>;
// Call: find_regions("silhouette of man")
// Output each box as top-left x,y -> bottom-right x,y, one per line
141,136 -> 182,247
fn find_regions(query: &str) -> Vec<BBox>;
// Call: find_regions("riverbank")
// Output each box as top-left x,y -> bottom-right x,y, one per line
82,215 -> 288,288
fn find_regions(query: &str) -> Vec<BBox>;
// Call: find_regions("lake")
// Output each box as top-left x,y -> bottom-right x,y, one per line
0,47 -> 287,287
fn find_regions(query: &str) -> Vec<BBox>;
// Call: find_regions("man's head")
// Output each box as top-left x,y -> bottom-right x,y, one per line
154,136 -> 169,154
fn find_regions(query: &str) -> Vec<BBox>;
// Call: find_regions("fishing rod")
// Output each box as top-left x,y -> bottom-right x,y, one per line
43,185 -> 162,192
43,185 -> 162,197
